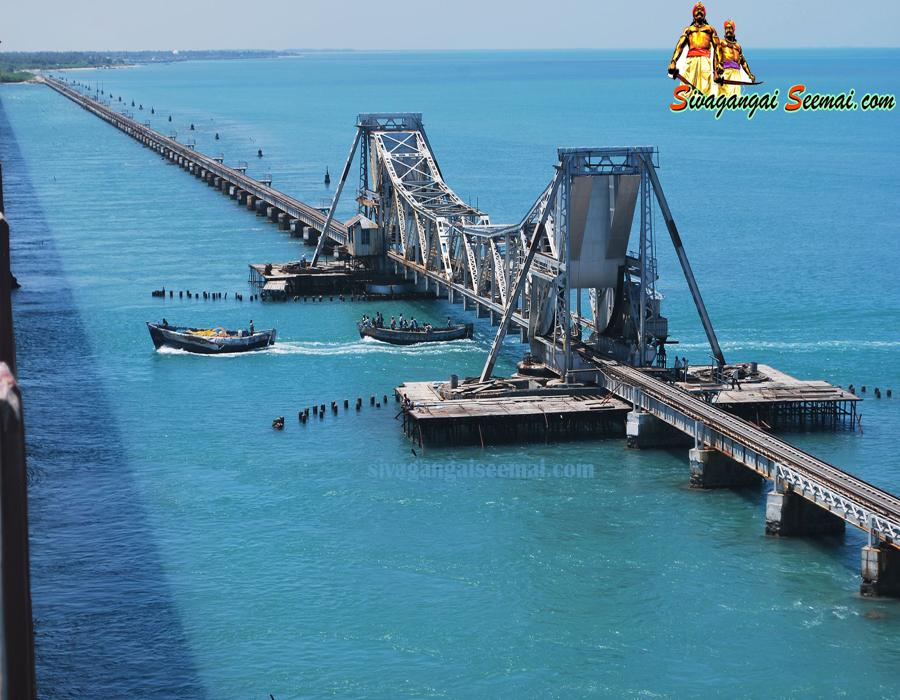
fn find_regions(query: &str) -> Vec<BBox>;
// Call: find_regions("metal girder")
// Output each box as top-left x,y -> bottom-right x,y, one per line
638,150 -> 725,368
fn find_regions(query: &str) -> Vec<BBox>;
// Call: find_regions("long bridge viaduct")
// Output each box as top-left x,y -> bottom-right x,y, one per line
43,76 -> 900,597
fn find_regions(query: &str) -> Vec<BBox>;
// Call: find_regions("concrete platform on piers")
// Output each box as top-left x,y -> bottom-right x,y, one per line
397,378 -> 629,447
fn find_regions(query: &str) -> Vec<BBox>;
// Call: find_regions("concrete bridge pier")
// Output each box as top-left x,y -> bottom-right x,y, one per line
626,406 -> 691,450
247,195 -> 257,210
256,200 -> 268,216
213,177 -> 221,189
267,206 -> 279,222
237,190 -> 248,205
765,489 -> 846,537
278,212 -> 291,230
303,226 -> 320,246
289,218 -> 301,235
861,544 -> 900,598
689,447 -> 763,489
229,185 -> 238,199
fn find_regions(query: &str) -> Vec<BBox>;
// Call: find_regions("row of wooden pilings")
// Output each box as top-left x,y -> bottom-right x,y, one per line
273,392 -> 401,429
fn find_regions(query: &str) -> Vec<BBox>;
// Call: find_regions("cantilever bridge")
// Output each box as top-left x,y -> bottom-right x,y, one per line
43,77 -> 900,596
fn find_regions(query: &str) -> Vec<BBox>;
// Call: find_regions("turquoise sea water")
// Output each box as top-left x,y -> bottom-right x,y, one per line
2,50 -> 900,698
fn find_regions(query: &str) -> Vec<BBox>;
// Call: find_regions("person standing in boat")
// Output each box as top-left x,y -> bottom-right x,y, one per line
412,317 -> 419,331
249,320 -> 255,335
447,316 -> 452,328
390,316 -> 396,330
399,314 -> 404,329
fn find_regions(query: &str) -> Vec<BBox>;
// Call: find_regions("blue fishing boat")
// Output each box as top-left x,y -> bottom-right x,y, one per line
358,322 -> 473,345
147,322 -> 276,354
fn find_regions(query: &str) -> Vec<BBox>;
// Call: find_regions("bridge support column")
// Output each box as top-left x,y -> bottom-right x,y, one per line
230,186 -> 238,199
626,411 -> 691,450
237,190 -> 248,205
256,200 -> 268,216
267,206 -> 279,222
765,490 -> 846,537
689,448 -> 763,489
861,545 -> 900,598
278,212 -> 290,230
246,195 -> 257,210
489,310 -> 499,326
289,219 -> 301,236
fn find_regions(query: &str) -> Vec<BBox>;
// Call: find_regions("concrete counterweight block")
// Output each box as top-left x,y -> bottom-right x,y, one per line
861,545 -> 900,598
689,447 -> 763,489
626,410 -> 691,450
765,490 -> 846,537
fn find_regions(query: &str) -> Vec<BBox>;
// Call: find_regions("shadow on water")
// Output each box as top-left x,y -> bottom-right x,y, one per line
1,99 -> 207,697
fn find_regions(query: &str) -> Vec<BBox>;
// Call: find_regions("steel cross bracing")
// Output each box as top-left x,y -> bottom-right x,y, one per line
591,358 -> 900,548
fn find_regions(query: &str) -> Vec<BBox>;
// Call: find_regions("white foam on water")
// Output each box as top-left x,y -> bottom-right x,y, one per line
268,338 -> 482,357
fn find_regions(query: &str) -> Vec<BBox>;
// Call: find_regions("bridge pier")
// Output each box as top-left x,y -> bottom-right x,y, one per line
237,190 -> 249,205
267,206 -> 279,222
256,200 -> 268,216
861,545 -> 900,598
689,447 -> 763,489
765,490 -> 846,537
278,212 -> 291,230
626,410 -> 691,449
246,195 -> 257,210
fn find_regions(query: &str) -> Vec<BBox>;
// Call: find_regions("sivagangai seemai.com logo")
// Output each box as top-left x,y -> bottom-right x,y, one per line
666,3 -> 895,118
369,459 -> 595,482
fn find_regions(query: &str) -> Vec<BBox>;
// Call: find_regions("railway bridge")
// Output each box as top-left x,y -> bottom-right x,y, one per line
42,77 -> 900,597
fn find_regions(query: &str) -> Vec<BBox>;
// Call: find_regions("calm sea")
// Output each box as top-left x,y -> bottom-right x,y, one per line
2,50 -> 899,698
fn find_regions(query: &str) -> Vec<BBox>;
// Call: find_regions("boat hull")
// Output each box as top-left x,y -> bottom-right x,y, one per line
358,323 -> 473,345
148,323 -> 276,354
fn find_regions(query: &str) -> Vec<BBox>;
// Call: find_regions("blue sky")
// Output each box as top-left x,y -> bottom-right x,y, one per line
2,0 -> 897,51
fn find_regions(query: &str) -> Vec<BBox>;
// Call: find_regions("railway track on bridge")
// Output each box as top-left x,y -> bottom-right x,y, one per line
597,358 -> 900,539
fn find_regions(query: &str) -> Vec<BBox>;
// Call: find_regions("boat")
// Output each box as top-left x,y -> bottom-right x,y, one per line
147,322 -> 276,354
358,322 -> 473,345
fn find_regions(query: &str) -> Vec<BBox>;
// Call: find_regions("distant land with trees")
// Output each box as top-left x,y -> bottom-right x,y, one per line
0,50 -> 307,83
